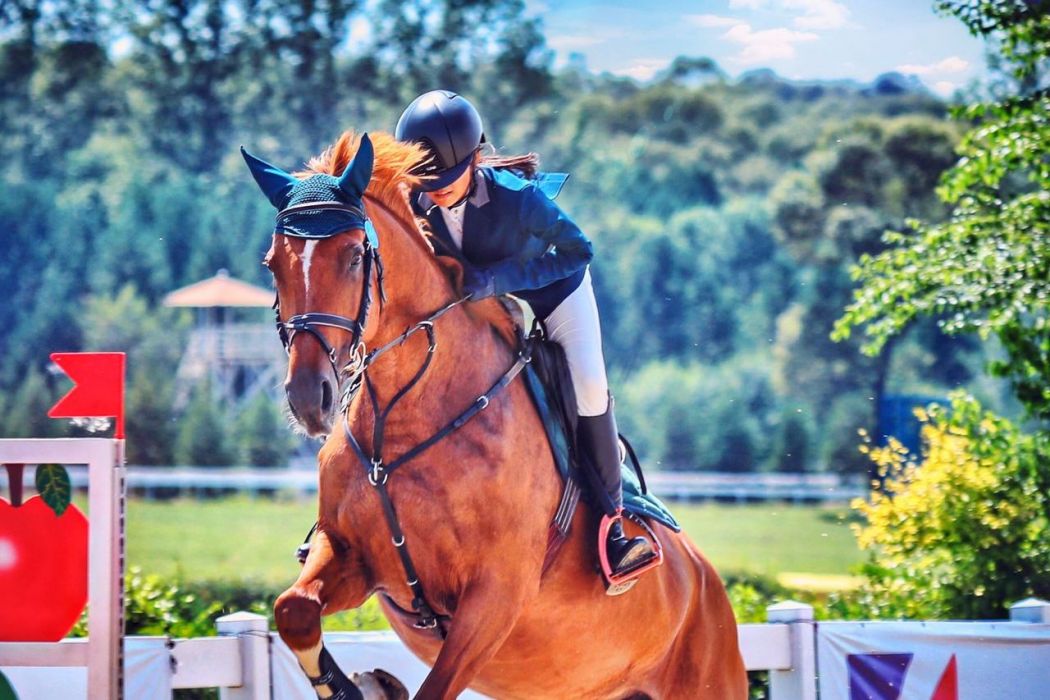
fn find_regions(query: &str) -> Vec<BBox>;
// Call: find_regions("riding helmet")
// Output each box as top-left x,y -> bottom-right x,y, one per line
395,90 -> 484,192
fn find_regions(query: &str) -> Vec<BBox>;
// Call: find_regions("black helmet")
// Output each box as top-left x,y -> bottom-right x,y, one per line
395,90 -> 484,192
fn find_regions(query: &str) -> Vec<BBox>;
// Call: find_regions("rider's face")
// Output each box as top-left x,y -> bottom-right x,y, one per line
428,164 -> 474,208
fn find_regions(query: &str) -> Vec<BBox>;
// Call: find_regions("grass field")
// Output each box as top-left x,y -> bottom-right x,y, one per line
125,495 -> 866,589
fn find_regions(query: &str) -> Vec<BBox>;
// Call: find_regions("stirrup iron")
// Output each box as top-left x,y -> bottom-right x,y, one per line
598,511 -> 663,596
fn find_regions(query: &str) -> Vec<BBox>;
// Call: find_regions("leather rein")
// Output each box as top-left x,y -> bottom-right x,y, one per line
272,202 -> 531,638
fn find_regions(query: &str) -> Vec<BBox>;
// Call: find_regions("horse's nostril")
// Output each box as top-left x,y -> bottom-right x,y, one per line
320,379 -> 333,414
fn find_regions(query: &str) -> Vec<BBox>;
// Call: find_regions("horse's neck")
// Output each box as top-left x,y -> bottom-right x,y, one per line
354,197 -> 511,442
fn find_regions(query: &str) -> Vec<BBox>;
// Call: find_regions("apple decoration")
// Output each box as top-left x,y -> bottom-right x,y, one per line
0,463 -> 88,642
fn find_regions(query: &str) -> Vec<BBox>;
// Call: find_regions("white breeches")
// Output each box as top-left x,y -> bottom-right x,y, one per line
544,268 -> 611,417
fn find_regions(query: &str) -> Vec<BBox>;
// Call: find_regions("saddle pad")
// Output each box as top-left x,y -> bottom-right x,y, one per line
521,362 -> 681,533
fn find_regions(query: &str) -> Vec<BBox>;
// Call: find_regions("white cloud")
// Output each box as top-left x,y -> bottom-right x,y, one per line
723,23 -> 819,66
688,14 -> 742,28
933,80 -> 958,96
782,0 -> 849,30
730,0 -> 768,9
524,0 -> 550,15
896,55 -> 970,76
614,58 -> 671,81
548,34 -> 609,51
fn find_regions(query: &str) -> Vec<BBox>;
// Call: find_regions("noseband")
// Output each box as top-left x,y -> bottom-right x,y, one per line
272,201 -> 385,381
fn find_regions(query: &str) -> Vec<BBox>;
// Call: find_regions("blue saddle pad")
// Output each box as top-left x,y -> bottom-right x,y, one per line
521,363 -> 681,532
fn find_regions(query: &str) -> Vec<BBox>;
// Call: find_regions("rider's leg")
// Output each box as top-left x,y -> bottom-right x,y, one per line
544,269 -> 655,574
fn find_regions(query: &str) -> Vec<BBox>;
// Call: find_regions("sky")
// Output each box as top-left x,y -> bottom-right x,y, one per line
525,0 -> 989,96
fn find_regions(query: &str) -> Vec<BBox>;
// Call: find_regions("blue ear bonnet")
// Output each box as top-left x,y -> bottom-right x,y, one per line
275,174 -> 368,239
241,133 -> 378,245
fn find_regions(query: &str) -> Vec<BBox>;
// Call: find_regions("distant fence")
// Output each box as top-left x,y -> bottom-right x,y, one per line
62,466 -> 866,503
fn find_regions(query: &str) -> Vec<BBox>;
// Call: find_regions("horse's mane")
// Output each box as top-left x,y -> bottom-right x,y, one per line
298,131 -> 517,348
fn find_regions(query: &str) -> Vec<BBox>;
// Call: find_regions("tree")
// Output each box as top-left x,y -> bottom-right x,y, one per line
834,0 -> 1050,419
852,394 -> 1050,619
236,393 -> 292,468
174,383 -> 237,467
1,369 -> 65,438
771,406 -> 811,473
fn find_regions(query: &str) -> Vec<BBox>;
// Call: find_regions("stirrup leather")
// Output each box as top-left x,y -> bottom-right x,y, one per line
598,510 -> 663,596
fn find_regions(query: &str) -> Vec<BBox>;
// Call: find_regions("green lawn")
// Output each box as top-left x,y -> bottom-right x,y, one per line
674,502 -> 864,578
125,495 -> 865,588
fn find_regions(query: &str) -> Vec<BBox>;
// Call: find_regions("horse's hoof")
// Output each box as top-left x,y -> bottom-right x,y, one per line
349,669 -> 409,700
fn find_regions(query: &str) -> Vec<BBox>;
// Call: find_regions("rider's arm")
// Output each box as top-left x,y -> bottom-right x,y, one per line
486,185 -> 594,296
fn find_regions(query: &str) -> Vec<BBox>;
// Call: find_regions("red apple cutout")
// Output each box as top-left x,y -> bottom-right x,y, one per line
0,464 -> 88,641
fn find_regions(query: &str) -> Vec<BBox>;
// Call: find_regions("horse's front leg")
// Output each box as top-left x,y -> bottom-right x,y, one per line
415,575 -> 531,700
274,528 -> 407,700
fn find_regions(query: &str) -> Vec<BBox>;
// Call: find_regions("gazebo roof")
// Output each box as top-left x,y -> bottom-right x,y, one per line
163,270 -> 273,308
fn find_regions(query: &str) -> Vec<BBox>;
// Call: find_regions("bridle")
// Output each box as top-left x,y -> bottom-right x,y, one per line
273,197 -> 534,638
272,201 -> 385,383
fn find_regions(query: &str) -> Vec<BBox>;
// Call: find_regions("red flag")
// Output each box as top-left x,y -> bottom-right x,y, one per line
48,352 -> 126,439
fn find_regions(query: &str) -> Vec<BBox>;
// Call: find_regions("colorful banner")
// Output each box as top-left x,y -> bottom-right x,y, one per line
817,620 -> 1050,699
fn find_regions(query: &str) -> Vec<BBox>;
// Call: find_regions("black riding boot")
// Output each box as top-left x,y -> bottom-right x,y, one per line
577,397 -> 656,575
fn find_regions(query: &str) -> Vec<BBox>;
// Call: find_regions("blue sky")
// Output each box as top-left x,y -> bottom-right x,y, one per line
525,0 -> 988,95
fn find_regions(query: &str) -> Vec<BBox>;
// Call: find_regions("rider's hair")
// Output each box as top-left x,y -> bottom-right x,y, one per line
478,144 -> 540,179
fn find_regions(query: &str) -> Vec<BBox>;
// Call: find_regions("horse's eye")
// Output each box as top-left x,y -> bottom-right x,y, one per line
349,252 -> 363,268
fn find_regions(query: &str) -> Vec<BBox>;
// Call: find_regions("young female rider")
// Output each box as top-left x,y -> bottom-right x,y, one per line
395,90 -> 655,577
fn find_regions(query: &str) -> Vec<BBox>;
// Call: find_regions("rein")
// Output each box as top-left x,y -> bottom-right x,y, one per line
273,201 -> 531,639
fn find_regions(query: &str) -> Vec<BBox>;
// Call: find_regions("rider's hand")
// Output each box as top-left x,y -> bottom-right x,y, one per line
462,265 -> 496,300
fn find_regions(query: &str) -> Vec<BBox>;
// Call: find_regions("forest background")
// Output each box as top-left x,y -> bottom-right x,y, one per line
0,0 -> 1017,474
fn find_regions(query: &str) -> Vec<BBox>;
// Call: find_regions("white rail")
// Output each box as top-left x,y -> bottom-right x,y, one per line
4,600 -> 1048,699
61,466 -> 867,503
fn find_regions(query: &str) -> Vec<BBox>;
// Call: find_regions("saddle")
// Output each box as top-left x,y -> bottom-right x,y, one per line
510,303 -> 680,590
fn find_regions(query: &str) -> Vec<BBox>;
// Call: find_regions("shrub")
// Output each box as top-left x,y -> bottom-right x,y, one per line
850,392 -> 1050,619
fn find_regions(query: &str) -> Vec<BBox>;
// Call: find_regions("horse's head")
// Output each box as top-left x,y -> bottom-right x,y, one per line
242,135 -> 380,437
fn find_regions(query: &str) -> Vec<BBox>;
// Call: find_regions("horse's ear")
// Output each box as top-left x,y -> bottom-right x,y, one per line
241,146 -> 297,208
338,133 -> 374,199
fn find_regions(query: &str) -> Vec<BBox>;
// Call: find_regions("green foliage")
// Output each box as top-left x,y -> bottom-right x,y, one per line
851,393 -> 1050,619
175,384 -> 237,467
0,0 -> 990,474
771,406 -> 812,473
617,357 -> 776,471
71,567 -> 224,638
236,393 -> 293,467
935,1 -> 1050,85
835,2 -> 1050,419
1,368 -> 66,438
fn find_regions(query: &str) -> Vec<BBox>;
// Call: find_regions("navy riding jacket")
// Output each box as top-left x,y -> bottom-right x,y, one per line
411,167 -> 593,320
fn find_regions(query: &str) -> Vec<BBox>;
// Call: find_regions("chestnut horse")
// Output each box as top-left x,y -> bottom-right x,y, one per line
245,131 -> 747,699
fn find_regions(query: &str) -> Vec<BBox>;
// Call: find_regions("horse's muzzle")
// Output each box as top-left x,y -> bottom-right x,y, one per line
285,366 -> 337,437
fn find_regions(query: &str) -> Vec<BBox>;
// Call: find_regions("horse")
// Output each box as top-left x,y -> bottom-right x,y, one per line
243,130 -> 748,699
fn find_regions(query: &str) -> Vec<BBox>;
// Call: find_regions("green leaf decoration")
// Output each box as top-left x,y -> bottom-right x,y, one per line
35,463 -> 71,517
0,669 -> 19,700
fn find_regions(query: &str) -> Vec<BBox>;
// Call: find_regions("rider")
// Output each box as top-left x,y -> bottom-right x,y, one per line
395,89 -> 656,578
